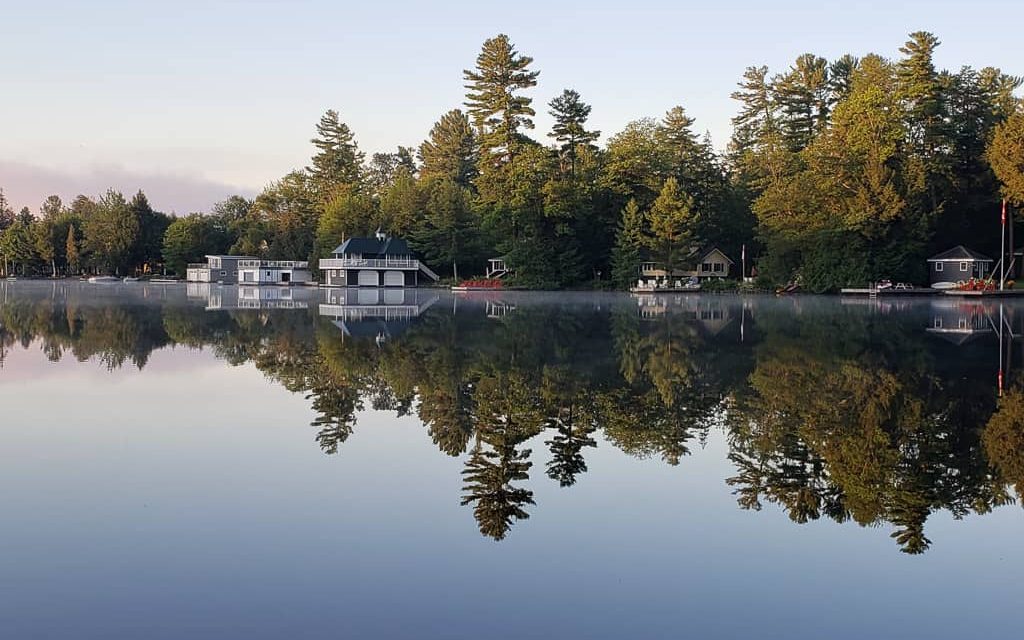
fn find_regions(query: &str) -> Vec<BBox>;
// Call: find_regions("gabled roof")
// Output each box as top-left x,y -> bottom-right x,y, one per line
687,246 -> 735,265
332,236 -> 412,257
927,245 -> 993,262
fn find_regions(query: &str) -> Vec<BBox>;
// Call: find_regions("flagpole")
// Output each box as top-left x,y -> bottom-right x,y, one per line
1001,199 -> 1007,291
741,243 -> 746,280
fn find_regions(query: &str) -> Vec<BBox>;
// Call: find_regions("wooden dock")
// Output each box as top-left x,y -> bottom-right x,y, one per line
942,289 -> 1024,297
840,287 -> 939,296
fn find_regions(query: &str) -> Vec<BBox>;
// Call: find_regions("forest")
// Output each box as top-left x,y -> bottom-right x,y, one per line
2,31 -> 1024,291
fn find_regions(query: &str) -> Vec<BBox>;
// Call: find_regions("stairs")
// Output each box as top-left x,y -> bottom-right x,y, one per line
418,262 -> 440,281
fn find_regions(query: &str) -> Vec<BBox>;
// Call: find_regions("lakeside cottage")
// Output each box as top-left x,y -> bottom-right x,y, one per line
639,246 -> 734,283
319,232 -> 439,287
186,255 -> 312,285
927,245 -> 993,287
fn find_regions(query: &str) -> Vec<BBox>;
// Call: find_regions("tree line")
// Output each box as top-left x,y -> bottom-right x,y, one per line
4,30 -> 1023,289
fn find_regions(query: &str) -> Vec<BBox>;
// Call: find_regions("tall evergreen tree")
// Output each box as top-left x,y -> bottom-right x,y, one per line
419,109 -> 478,187
463,34 -> 540,164
548,88 -> 599,176
645,177 -> 696,275
773,53 -> 830,152
307,109 -> 364,198
65,224 -> 80,275
611,198 -> 645,288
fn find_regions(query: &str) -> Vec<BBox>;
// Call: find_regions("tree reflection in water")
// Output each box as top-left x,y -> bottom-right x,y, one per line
2,282 -> 1022,552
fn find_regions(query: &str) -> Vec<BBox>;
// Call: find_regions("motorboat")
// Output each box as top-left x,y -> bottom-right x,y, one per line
87,276 -> 121,283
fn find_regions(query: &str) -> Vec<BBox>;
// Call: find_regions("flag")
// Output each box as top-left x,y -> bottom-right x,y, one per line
1002,199 -> 1007,225
741,244 -> 746,261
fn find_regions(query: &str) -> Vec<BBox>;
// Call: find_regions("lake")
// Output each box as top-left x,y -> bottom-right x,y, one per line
1,281 -> 1021,639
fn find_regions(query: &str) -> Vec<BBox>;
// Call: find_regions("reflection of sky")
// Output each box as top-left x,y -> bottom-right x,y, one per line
1,346 -> 1021,639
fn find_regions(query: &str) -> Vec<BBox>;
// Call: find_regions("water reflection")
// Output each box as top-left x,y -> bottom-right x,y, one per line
2,281 -> 1022,552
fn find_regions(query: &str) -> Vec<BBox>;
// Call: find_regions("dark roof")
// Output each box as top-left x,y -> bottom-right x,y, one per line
332,236 -> 412,257
927,245 -> 993,262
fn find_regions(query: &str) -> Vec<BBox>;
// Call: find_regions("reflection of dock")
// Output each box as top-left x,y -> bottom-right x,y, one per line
318,288 -> 439,339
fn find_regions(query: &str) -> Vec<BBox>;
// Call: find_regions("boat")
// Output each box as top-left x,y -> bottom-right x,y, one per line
5,277 -> 17,282
630,276 -> 701,294
87,276 -> 121,283
123,277 -> 141,282
930,281 -> 957,290
149,278 -> 179,284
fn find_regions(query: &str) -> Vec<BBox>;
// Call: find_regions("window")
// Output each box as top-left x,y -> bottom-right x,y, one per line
701,263 -> 712,272
713,263 -> 724,273
959,317 -> 968,329
641,262 -> 656,272
219,271 -> 226,276
960,261 -> 969,271
934,317 -> 943,328
232,271 -> 237,276
935,262 -> 943,272
266,271 -> 272,277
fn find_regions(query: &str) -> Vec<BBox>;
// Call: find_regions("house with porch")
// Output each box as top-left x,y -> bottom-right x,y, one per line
319,232 -> 439,287
639,247 -> 734,285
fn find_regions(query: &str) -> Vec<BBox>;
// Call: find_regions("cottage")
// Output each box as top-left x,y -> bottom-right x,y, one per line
927,245 -> 993,287
319,232 -> 439,287
639,247 -> 734,283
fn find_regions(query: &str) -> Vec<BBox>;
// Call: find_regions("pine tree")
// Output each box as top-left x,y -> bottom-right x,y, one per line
65,224 -> 80,275
419,109 -> 477,187
307,109 -> 364,198
611,198 -> 645,288
548,88 -> 599,176
645,177 -> 696,275
773,54 -> 830,151
412,179 -> 479,280
463,34 -> 539,164
0,188 -> 13,230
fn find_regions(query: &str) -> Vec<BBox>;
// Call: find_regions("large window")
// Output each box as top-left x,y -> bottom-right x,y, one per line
936,262 -> 943,272
701,263 -> 712,273
713,263 -> 724,273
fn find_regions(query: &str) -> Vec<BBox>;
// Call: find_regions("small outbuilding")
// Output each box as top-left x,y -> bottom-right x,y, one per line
927,245 -> 993,287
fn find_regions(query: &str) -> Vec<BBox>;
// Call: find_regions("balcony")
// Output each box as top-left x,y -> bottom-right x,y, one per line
319,257 -> 420,270
238,260 -> 309,269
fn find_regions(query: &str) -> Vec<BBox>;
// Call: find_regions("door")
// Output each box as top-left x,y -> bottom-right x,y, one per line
383,270 -> 405,287
358,270 -> 380,287
281,272 -> 291,283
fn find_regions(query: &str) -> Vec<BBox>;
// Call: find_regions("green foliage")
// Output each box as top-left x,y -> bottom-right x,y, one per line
988,110 -> 1024,206
611,199 -> 645,288
83,190 -> 140,275
645,177 -> 696,274
419,109 -> 477,187
307,109 -> 364,198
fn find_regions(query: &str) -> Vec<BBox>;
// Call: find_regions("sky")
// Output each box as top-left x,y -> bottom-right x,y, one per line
1,0 -> 1022,214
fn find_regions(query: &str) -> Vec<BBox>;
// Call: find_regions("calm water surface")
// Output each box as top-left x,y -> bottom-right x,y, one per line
1,282 -> 1022,639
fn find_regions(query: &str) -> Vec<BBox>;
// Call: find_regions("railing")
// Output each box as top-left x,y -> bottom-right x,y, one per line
187,263 -> 208,270
238,260 -> 309,269
319,258 -> 419,269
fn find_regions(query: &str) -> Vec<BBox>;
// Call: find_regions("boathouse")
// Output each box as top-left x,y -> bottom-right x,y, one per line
927,246 -> 993,287
319,232 -> 439,287
186,255 -> 254,284
186,255 -> 312,285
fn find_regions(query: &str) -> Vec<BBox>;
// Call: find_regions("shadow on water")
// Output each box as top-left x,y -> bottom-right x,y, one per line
2,280 -> 1023,552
